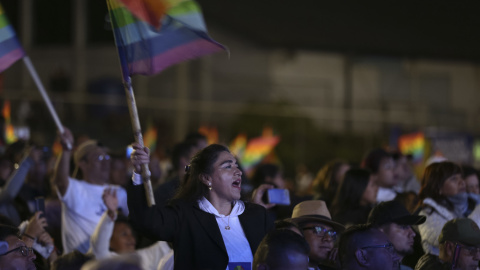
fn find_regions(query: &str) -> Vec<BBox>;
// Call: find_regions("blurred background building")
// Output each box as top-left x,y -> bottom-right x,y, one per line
2,0 -> 480,175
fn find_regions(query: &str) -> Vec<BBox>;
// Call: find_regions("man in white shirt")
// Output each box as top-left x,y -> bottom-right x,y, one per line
53,128 -> 128,254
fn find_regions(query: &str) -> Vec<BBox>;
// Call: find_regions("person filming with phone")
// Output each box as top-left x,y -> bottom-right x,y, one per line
251,164 -> 306,221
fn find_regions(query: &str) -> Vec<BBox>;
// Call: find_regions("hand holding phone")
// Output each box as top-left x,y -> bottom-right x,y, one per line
35,197 -> 45,219
266,189 -> 291,205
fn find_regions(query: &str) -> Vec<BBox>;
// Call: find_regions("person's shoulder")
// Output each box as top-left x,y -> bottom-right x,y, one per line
415,253 -> 445,270
244,201 -> 267,213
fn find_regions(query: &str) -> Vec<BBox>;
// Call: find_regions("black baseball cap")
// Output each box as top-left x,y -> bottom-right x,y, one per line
367,200 -> 426,226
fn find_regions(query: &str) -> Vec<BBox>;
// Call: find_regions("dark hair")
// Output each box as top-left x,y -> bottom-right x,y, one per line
338,224 -> 374,267
331,168 -> 371,218
171,141 -> 197,170
274,219 -> 302,233
253,229 -> 309,270
0,225 -> 19,241
251,163 -> 281,188
418,161 -> 462,209
173,144 -> 230,202
0,215 -> 16,227
362,148 -> 391,174
51,250 -> 94,270
461,165 -> 478,179
312,159 -> 349,204
184,132 -> 207,144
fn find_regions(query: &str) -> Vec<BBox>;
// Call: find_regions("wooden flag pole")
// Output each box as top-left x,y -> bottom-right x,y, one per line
124,76 -> 155,206
23,56 -> 64,133
23,56 -> 71,150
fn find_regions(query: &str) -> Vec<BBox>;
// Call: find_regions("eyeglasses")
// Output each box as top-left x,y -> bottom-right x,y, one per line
0,246 -> 34,257
456,243 -> 480,257
95,154 -> 110,161
361,243 -> 396,255
302,226 -> 337,240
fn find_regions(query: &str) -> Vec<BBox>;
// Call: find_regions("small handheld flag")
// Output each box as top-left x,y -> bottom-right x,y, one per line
0,3 -> 25,72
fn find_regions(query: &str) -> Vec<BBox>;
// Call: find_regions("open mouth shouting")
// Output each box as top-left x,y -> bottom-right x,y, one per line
232,179 -> 242,190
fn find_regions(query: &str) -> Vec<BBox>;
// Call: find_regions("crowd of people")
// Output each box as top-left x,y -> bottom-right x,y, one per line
0,125 -> 480,270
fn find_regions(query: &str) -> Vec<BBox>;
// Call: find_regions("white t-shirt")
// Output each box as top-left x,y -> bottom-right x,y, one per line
59,177 -> 128,254
376,187 -> 397,203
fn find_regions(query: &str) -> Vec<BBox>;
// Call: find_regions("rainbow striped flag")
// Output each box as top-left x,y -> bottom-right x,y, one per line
143,125 -> 158,151
106,0 -> 226,78
398,132 -> 425,163
0,4 -> 25,73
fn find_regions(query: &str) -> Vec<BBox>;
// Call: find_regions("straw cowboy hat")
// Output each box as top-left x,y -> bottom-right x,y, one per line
288,200 -> 345,232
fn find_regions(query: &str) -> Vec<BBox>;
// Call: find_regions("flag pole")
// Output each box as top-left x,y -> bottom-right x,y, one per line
123,76 -> 155,206
22,56 -> 64,133
22,56 -> 71,150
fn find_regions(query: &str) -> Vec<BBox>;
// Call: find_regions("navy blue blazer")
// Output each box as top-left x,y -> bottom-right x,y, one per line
127,183 -> 273,270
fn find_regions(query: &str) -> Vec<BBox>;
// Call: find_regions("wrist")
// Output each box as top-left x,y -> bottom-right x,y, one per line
22,233 -> 36,240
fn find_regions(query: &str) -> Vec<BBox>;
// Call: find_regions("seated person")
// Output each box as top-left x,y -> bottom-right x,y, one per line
253,229 -> 310,270
361,148 -> 397,203
289,200 -> 345,270
415,218 -> 480,270
338,224 -> 401,270
88,188 -> 170,270
368,200 -> 426,270
0,224 -> 36,270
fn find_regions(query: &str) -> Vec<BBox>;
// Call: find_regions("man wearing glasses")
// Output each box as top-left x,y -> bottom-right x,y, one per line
54,128 -> 129,254
0,225 -> 36,270
338,224 -> 401,270
368,200 -> 426,270
415,218 -> 480,270
289,200 -> 345,270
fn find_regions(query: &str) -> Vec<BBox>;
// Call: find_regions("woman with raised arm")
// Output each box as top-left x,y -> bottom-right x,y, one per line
128,143 -> 273,270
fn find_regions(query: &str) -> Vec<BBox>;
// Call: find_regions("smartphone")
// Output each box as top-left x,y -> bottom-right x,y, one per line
35,197 -> 45,218
267,189 -> 291,205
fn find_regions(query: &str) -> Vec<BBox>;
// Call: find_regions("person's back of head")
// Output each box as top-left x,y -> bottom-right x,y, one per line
253,229 -> 310,270
184,132 -> 208,149
171,141 -> 197,171
338,224 -> 400,270
51,250 -> 94,270
312,160 -> 349,201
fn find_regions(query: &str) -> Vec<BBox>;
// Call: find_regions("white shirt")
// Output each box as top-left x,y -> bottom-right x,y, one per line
88,211 -> 171,270
376,187 -> 397,203
197,197 -> 253,270
58,177 -> 129,254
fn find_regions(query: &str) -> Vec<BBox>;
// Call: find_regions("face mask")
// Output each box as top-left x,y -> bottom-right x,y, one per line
448,192 -> 469,217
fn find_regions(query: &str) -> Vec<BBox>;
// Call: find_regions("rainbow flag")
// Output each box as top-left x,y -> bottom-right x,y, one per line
198,126 -> 218,145
106,0 -> 226,79
241,135 -> 280,172
398,132 -> 425,163
118,0 -> 169,29
2,100 -> 16,144
0,4 -> 25,73
143,125 -> 158,151
229,134 -> 247,158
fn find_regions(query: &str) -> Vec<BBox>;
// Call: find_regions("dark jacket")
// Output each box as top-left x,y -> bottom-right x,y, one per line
414,253 -> 450,270
127,183 -> 273,270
